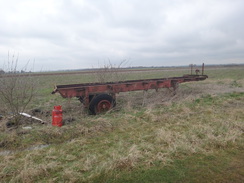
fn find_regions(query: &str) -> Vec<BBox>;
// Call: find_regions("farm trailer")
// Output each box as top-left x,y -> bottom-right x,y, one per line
52,68 -> 208,114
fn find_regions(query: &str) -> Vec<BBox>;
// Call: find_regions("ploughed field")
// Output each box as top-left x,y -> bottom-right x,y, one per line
0,65 -> 244,182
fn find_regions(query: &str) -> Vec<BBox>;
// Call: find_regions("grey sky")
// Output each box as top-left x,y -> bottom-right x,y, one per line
0,0 -> 244,71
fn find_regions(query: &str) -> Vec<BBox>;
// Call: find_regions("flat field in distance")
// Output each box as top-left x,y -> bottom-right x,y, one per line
0,65 -> 244,182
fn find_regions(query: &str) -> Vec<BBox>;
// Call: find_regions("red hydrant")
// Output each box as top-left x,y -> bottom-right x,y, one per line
52,105 -> 63,127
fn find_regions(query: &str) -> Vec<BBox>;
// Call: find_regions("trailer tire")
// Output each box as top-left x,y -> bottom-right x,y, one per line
89,94 -> 115,115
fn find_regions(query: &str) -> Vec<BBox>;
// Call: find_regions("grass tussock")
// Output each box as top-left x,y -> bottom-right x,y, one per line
0,92 -> 243,182
0,66 -> 244,182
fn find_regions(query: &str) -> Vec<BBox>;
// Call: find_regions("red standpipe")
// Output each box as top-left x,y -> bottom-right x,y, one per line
52,105 -> 63,127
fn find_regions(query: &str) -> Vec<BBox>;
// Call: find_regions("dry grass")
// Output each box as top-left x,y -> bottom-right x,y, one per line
115,76 -> 244,113
0,66 -> 244,182
0,92 -> 243,182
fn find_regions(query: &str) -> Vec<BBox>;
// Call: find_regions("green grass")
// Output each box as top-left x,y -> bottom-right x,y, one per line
206,66 -> 244,80
95,147 -> 244,183
0,92 -> 243,182
21,66 -> 244,110
0,66 -> 244,182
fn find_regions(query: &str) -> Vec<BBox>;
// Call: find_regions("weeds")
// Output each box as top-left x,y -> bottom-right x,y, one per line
94,59 -> 128,83
230,80 -> 242,88
0,66 -> 244,182
2,92 -> 243,182
0,54 -> 36,126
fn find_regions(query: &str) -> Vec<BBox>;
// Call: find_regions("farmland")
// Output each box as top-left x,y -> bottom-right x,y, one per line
0,65 -> 244,182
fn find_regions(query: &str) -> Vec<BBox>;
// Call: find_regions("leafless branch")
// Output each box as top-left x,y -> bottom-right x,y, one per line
0,54 -> 36,125
94,59 -> 129,83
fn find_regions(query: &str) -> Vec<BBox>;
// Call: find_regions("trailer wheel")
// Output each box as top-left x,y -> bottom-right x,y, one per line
89,94 -> 115,115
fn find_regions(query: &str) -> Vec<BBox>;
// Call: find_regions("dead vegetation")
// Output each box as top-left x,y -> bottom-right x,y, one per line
1,92 -> 243,182
0,54 -> 36,127
94,59 -> 128,83
0,65 -> 244,182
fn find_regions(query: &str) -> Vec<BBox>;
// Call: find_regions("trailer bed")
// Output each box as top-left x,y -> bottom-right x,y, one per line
53,75 -> 207,97
52,74 -> 208,114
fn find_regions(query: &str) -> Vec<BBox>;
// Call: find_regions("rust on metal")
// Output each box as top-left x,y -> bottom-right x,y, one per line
52,64 -> 208,112
52,74 -> 208,106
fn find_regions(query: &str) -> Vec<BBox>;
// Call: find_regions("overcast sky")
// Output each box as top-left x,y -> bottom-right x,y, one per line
0,0 -> 244,71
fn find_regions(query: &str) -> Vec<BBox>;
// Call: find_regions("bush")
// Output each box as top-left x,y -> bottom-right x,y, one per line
0,54 -> 36,126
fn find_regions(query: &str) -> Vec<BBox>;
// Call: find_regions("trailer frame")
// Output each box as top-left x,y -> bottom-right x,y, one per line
52,65 -> 208,114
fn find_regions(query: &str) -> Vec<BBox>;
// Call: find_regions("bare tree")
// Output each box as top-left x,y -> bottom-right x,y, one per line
0,54 -> 36,125
94,59 -> 128,83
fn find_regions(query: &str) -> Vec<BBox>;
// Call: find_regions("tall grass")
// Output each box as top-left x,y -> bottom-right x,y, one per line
0,92 -> 243,182
0,66 -> 244,182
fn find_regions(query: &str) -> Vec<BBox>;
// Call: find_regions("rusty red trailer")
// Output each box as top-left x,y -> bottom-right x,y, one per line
52,71 -> 208,114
